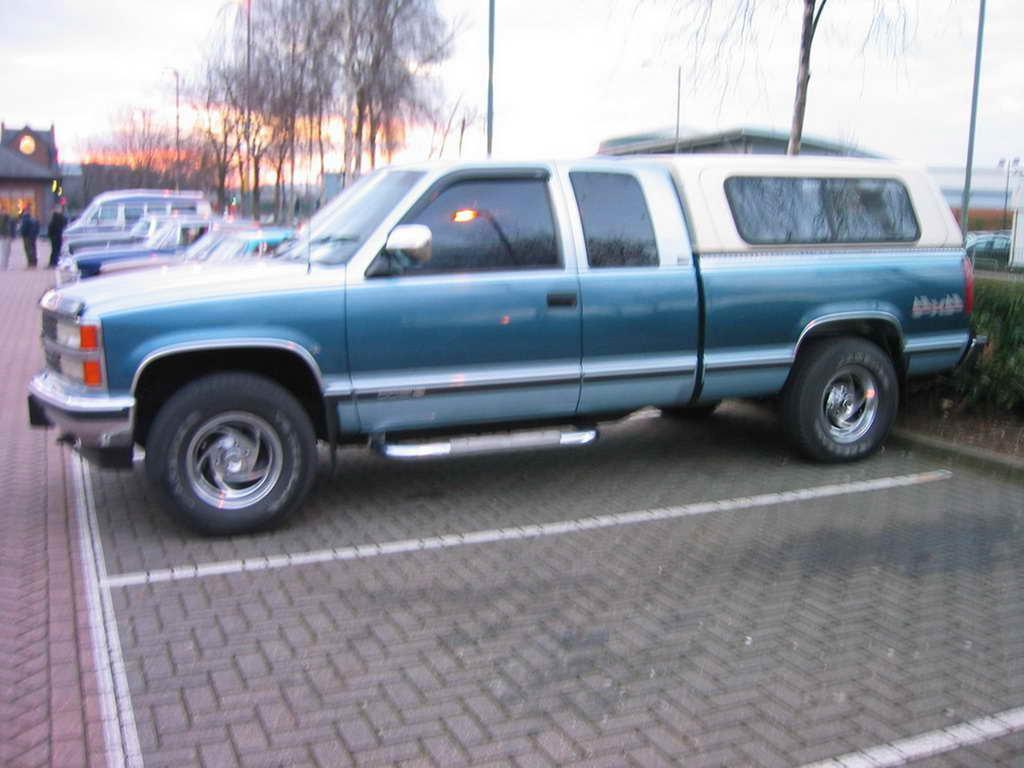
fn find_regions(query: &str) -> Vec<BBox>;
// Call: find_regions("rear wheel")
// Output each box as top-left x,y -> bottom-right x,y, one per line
145,373 -> 317,535
782,337 -> 897,462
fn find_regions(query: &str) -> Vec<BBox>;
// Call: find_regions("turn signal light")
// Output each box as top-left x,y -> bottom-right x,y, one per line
79,324 -> 99,350
83,360 -> 103,387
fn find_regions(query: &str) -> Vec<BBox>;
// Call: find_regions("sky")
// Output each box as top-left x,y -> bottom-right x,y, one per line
0,0 -> 1020,170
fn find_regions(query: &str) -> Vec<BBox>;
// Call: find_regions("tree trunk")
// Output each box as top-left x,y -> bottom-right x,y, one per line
787,0 -> 817,155
353,93 -> 365,176
252,152 -> 262,221
368,109 -> 378,170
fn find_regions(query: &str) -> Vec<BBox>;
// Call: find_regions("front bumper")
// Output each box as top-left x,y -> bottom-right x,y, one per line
958,334 -> 988,368
27,370 -> 135,450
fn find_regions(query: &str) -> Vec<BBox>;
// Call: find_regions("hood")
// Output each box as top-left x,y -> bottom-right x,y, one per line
74,244 -> 166,265
55,260 -> 340,318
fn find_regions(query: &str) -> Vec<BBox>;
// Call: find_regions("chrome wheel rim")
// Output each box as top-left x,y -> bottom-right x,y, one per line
185,412 -> 283,510
821,365 -> 879,444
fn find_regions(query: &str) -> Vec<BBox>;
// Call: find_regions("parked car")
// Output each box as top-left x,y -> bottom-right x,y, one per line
965,230 -> 1011,269
61,212 -> 178,258
64,189 -> 211,238
28,156 -> 984,534
57,215 -> 213,283
96,226 -> 295,276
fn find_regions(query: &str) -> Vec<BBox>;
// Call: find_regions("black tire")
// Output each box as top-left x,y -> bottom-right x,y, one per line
662,401 -> 721,420
145,372 -> 317,535
782,337 -> 897,462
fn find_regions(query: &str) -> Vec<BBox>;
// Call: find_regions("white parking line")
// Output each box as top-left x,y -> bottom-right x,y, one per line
803,704 -> 1024,767
71,452 -> 143,768
101,469 -> 951,589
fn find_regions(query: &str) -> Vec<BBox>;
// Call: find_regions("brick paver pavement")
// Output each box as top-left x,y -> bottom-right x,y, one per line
3,249 -> 1024,767
0,263 -> 105,768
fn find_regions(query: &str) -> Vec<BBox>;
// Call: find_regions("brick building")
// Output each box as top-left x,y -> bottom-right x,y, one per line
0,123 -> 61,224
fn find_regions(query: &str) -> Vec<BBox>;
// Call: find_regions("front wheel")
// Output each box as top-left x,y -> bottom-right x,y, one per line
782,337 -> 897,462
145,373 -> 317,535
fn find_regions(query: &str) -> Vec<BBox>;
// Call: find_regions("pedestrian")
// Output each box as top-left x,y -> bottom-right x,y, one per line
18,205 -> 39,268
47,204 -> 67,268
0,205 -> 13,271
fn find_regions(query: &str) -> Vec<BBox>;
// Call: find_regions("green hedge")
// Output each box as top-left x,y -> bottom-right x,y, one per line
949,278 -> 1024,412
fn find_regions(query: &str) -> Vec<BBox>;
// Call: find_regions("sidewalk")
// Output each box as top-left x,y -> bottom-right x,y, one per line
0,266 -> 102,767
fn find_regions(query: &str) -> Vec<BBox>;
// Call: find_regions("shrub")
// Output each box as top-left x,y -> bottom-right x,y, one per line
949,278 -> 1024,413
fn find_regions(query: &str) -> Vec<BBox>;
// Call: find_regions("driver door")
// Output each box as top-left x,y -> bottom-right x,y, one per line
345,170 -> 582,434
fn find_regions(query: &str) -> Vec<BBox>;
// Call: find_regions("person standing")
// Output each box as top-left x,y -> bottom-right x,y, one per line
47,205 -> 67,268
0,207 -> 12,271
18,205 -> 39,268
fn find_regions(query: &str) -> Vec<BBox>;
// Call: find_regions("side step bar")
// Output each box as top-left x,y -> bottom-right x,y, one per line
372,427 -> 598,460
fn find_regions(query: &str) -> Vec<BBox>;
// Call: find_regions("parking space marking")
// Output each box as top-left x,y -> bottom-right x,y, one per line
101,468 -> 951,589
803,704 -> 1024,767
72,452 -> 143,768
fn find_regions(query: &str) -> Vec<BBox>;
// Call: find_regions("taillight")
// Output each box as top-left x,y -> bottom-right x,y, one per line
963,256 -> 975,316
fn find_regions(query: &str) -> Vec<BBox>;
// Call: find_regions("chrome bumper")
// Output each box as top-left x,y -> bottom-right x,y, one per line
27,370 -> 135,449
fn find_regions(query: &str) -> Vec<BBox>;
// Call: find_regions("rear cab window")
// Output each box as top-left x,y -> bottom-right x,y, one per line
569,171 -> 659,268
724,176 -> 920,245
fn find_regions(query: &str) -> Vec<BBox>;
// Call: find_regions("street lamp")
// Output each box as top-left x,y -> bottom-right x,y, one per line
641,60 -> 684,153
960,0 -> 987,236
486,0 -> 495,157
166,68 -> 181,191
997,157 -> 1021,230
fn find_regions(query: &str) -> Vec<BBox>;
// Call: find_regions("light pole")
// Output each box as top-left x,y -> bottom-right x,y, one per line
244,0 -> 252,217
674,64 -> 681,153
170,69 -> 180,191
486,0 -> 495,157
998,157 -> 1021,230
960,0 -> 986,236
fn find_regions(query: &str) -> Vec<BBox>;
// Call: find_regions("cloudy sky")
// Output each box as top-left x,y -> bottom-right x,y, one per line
1,0 -> 1020,169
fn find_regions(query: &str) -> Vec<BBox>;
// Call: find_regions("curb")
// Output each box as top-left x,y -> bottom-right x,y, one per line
889,427 -> 1024,479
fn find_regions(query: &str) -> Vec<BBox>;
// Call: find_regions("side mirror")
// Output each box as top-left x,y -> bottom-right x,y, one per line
385,224 -> 432,264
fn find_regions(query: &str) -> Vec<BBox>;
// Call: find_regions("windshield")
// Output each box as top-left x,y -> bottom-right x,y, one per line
129,218 -> 153,238
146,221 -> 177,249
276,169 -> 425,264
182,230 -> 230,261
201,236 -> 250,263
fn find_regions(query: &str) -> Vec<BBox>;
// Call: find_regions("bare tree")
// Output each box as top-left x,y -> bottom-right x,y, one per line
645,0 -> 913,154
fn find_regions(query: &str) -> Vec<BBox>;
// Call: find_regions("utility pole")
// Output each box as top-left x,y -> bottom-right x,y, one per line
998,157 -> 1020,230
486,0 -> 495,157
173,69 -> 180,191
960,0 -> 986,237
244,0 -> 252,217
674,65 -> 681,153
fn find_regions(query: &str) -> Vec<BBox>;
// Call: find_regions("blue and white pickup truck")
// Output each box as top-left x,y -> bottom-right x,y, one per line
28,156 -> 983,534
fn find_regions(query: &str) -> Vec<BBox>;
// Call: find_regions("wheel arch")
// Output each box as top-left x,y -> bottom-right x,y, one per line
132,342 -> 329,446
793,312 -> 905,374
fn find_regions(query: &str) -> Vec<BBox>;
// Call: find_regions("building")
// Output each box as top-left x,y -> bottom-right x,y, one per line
927,165 -> 1022,232
598,126 -> 881,158
0,123 -> 61,223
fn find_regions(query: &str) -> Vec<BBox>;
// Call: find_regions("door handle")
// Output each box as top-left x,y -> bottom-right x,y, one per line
547,292 -> 578,308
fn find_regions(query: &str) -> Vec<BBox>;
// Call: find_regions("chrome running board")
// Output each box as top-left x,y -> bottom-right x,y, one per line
371,427 -> 598,460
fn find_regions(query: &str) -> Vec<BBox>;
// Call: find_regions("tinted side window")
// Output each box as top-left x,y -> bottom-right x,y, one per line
400,178 -> 559,274
724,177 -> 920,245
171,201 -> 198,213
569,171 -> 659,268
97,204 -> 119,223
